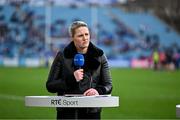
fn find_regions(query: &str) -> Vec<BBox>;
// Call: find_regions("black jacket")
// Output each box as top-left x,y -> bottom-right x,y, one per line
46,41 -> 112,113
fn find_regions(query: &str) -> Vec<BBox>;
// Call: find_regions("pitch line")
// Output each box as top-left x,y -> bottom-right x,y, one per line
0,94 -> 24,101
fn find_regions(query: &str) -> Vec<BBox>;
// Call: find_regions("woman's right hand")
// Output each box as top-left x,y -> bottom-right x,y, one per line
73,69 -> 84,82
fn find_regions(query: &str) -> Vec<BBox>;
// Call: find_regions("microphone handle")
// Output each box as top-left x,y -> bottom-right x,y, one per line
75,66 -> 81,70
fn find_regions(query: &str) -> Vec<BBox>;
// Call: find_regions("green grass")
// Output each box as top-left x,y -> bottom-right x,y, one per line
0,67 -> 180,119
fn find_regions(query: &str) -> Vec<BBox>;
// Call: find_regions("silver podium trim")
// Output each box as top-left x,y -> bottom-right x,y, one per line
25,95 -> 119,108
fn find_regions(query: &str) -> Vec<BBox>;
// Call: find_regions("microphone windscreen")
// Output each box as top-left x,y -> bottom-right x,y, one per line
74,53 -> 84,68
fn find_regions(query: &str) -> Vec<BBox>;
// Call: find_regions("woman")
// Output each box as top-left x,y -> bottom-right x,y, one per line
46,21 -> 112,119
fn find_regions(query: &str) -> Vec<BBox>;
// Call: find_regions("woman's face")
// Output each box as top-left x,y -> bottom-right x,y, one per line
72,26 -> 90,53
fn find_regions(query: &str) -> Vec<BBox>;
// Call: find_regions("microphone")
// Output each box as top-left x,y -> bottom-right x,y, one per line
74,53 -> 84,69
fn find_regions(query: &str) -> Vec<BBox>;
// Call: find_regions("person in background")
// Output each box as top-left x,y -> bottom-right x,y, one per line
153,49 -> 159,70
165,48 -> 175,70
46,21 -> 112,120
159,49 -> 166,70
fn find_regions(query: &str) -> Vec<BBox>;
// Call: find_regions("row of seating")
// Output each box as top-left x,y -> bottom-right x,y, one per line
0,3 -> 180,60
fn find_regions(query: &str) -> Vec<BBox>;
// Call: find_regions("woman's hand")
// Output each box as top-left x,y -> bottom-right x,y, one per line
83,88 -> 99,96
74,69 -> 84,82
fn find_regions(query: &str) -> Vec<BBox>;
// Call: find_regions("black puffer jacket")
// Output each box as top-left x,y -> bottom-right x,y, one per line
46,41 -> 112,113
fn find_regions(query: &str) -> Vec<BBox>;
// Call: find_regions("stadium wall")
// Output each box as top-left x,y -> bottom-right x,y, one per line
0,57 -> 151,68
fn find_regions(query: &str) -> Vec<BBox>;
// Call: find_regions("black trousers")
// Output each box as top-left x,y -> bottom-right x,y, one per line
57,108 -> 101,120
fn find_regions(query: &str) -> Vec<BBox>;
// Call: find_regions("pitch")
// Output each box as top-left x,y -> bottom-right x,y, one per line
0,67 -> 180,119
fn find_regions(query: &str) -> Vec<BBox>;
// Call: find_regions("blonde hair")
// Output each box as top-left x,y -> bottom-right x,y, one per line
69,21 -> 88,37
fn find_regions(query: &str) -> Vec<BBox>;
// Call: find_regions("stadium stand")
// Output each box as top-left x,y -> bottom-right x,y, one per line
0,0 -> 180,68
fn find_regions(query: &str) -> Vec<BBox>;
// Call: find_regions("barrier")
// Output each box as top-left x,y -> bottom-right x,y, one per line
25,95 -> 119,108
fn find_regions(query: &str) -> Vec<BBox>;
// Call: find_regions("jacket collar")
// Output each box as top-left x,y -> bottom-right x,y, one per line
63,41 -> 104,70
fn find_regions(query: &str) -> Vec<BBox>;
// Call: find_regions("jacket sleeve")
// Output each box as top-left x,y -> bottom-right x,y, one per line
46,51 -> 67,93
96,54 -> 113,95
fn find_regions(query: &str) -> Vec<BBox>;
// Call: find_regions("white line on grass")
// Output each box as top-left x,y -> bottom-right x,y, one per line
0,94 -> 24,101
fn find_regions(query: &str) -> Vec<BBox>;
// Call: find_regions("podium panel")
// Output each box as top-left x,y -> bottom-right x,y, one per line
177,104 -> 180,118
25,95 -> 119,108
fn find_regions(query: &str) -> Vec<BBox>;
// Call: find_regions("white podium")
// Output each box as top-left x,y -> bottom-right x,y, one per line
177,104 -> 180,118
25,95 -> 119,108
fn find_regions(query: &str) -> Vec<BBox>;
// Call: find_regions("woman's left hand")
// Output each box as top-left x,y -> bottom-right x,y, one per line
83,88 -> 99,96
